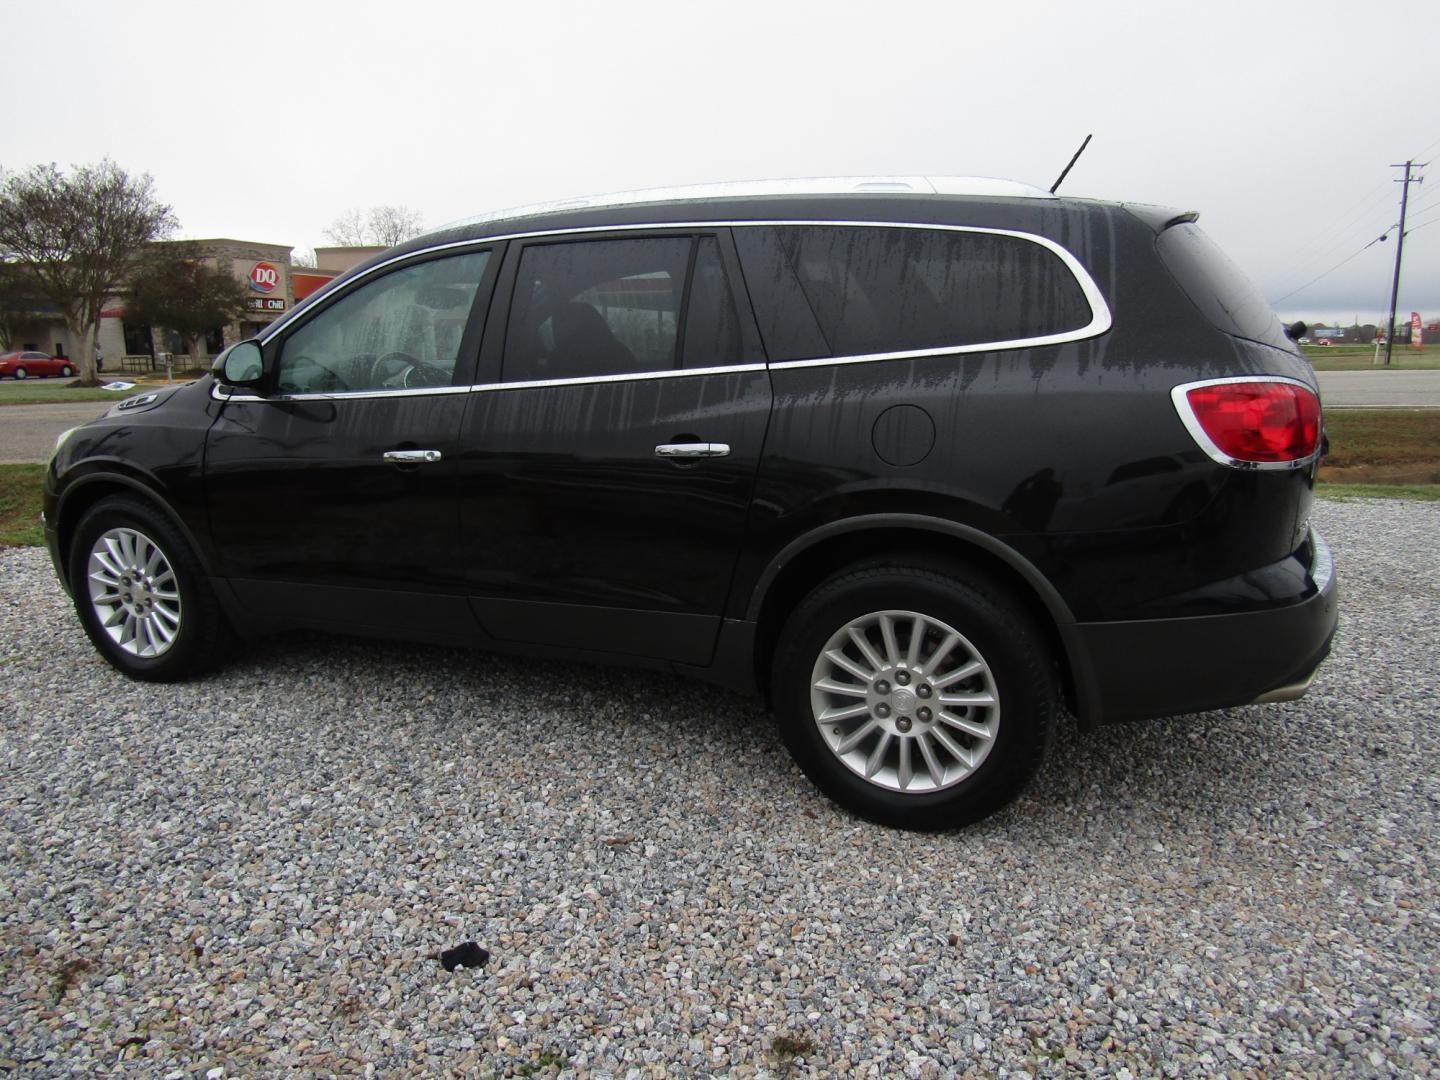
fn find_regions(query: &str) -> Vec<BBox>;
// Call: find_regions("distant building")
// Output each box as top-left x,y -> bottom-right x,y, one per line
10,240 -> 419,366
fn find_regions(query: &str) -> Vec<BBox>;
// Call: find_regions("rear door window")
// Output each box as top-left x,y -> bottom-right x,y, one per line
505,238 -> 691,381
681,237 -> 744,369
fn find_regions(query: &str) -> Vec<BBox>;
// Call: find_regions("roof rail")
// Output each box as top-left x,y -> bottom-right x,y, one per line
440,176 -> 1055,231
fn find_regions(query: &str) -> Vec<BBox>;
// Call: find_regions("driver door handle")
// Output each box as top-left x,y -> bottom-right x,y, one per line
654,442 -> 730,459
383,449 -> 443,464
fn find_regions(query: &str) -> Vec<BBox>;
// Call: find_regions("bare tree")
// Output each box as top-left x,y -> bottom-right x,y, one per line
0,161 -> 176,384
291,247 -> 318,269
367,205 -> 425,247
322,204 -> 425,248
322,208 -> 369,247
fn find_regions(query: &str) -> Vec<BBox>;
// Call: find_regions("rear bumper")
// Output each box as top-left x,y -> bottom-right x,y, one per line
1067,528 -> 1338,723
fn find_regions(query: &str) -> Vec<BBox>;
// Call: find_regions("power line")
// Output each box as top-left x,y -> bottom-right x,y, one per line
1266,181 -> 1394,288
1272,237 -> 1387,305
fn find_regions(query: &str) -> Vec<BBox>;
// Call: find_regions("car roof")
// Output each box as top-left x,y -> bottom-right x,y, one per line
437,176 -> 1057,234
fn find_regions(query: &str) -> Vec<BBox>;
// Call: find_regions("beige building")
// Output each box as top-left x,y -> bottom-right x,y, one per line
9,239 -> 386,372
10,239 -> 298,371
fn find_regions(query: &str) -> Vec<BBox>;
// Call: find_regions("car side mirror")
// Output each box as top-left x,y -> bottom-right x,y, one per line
213,340 -> 266,387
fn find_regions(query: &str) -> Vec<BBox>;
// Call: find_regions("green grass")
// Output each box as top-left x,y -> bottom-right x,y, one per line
1320,409 -> 1440,469
0,380 -> 144,405
0,464 -> 46,547
1317,483 -> 1440,501
1303,342 -> 1440,371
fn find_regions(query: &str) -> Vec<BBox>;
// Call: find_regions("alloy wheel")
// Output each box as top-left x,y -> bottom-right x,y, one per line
809,609 -> 1000,793
86,527 -> 182,657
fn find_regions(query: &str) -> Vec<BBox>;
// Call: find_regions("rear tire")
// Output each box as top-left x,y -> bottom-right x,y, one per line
772,560 -> 1057,829
68,496 -> 229,681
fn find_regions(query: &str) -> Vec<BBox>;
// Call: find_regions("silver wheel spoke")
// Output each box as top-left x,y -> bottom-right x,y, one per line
918,632 -> 959,677
939,691 -> 996,708
897,738 -> 913,790
834,718 -> 881,754
864,731 -> 892,779
939,710 -> 993,741
846,626 -> 884,672
814,678 -> 868,698
878,614 -> 900,665
930,725 -> 975,768
818,701 -> 870,723
905,616 -> 923,667
824,649 -> 874,683
915,731 -> 944,786
932,659 -> 985,689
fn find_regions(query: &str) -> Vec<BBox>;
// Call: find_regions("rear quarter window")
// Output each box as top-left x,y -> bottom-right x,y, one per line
734,224 -> 1096,362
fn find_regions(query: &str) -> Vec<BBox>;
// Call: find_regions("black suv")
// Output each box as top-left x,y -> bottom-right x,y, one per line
44,177 -> 1337,828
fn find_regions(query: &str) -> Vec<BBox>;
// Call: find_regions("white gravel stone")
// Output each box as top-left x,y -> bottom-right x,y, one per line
1,498 -> 1437,1076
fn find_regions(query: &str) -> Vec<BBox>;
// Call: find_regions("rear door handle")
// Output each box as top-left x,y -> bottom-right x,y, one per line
654,442 -> 731,459
383,449 -> 443,464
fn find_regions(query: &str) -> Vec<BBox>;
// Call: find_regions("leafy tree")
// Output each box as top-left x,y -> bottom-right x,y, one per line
322,204 -> 425,248
125,244 -> 252,358
0,160 -> 176,384
0,261 -> 51,351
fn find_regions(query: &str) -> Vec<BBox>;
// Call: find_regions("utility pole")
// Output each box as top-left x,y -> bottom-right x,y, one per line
1384,160 -> 1425,366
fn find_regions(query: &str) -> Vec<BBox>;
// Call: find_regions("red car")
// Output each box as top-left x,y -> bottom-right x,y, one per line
0,351 -> 77,379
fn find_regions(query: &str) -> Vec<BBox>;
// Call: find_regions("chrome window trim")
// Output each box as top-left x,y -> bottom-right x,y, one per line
239,219 -> 1112,400
212,364 -> 770,404
469,362 -> 769,394
1169,375 -> 1323,471
213,383 -> 473,404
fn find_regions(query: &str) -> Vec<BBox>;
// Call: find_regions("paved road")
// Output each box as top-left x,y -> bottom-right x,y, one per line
1317,368 -> 1440,407
1,370 -> 1434,463
0,402 -> 112,464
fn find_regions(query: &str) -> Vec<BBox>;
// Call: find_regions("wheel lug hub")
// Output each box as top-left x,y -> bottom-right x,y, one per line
896,716 -> 912,733
917,707 -> 932,722
874,679 -> 890,695
875,703 -> 891,718
917,684 -> 932,699
896,670 -> 911,685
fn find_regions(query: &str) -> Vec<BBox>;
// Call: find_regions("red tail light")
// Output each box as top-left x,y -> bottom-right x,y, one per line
1172,378 -> 1322,467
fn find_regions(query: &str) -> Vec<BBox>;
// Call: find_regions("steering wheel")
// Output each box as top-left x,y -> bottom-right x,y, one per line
371,351 -> 450,389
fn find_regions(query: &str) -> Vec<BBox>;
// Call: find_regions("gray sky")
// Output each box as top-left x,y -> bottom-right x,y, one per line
5,0 -> 1438,325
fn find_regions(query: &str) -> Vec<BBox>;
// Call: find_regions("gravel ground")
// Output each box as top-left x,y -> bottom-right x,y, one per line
1,499 -> 1437,1078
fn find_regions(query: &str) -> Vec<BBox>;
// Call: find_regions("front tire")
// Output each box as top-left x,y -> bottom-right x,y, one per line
61,365 -> 74,377
14,367 -> 26,380
68,496 -> 228,681
772,561 -> 1058,829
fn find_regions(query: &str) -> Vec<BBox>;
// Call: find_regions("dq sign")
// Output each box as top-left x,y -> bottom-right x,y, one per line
249,262 -> 281,294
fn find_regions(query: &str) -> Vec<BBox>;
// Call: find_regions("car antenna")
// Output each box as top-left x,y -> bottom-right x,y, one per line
1049,134 -> 1093,194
